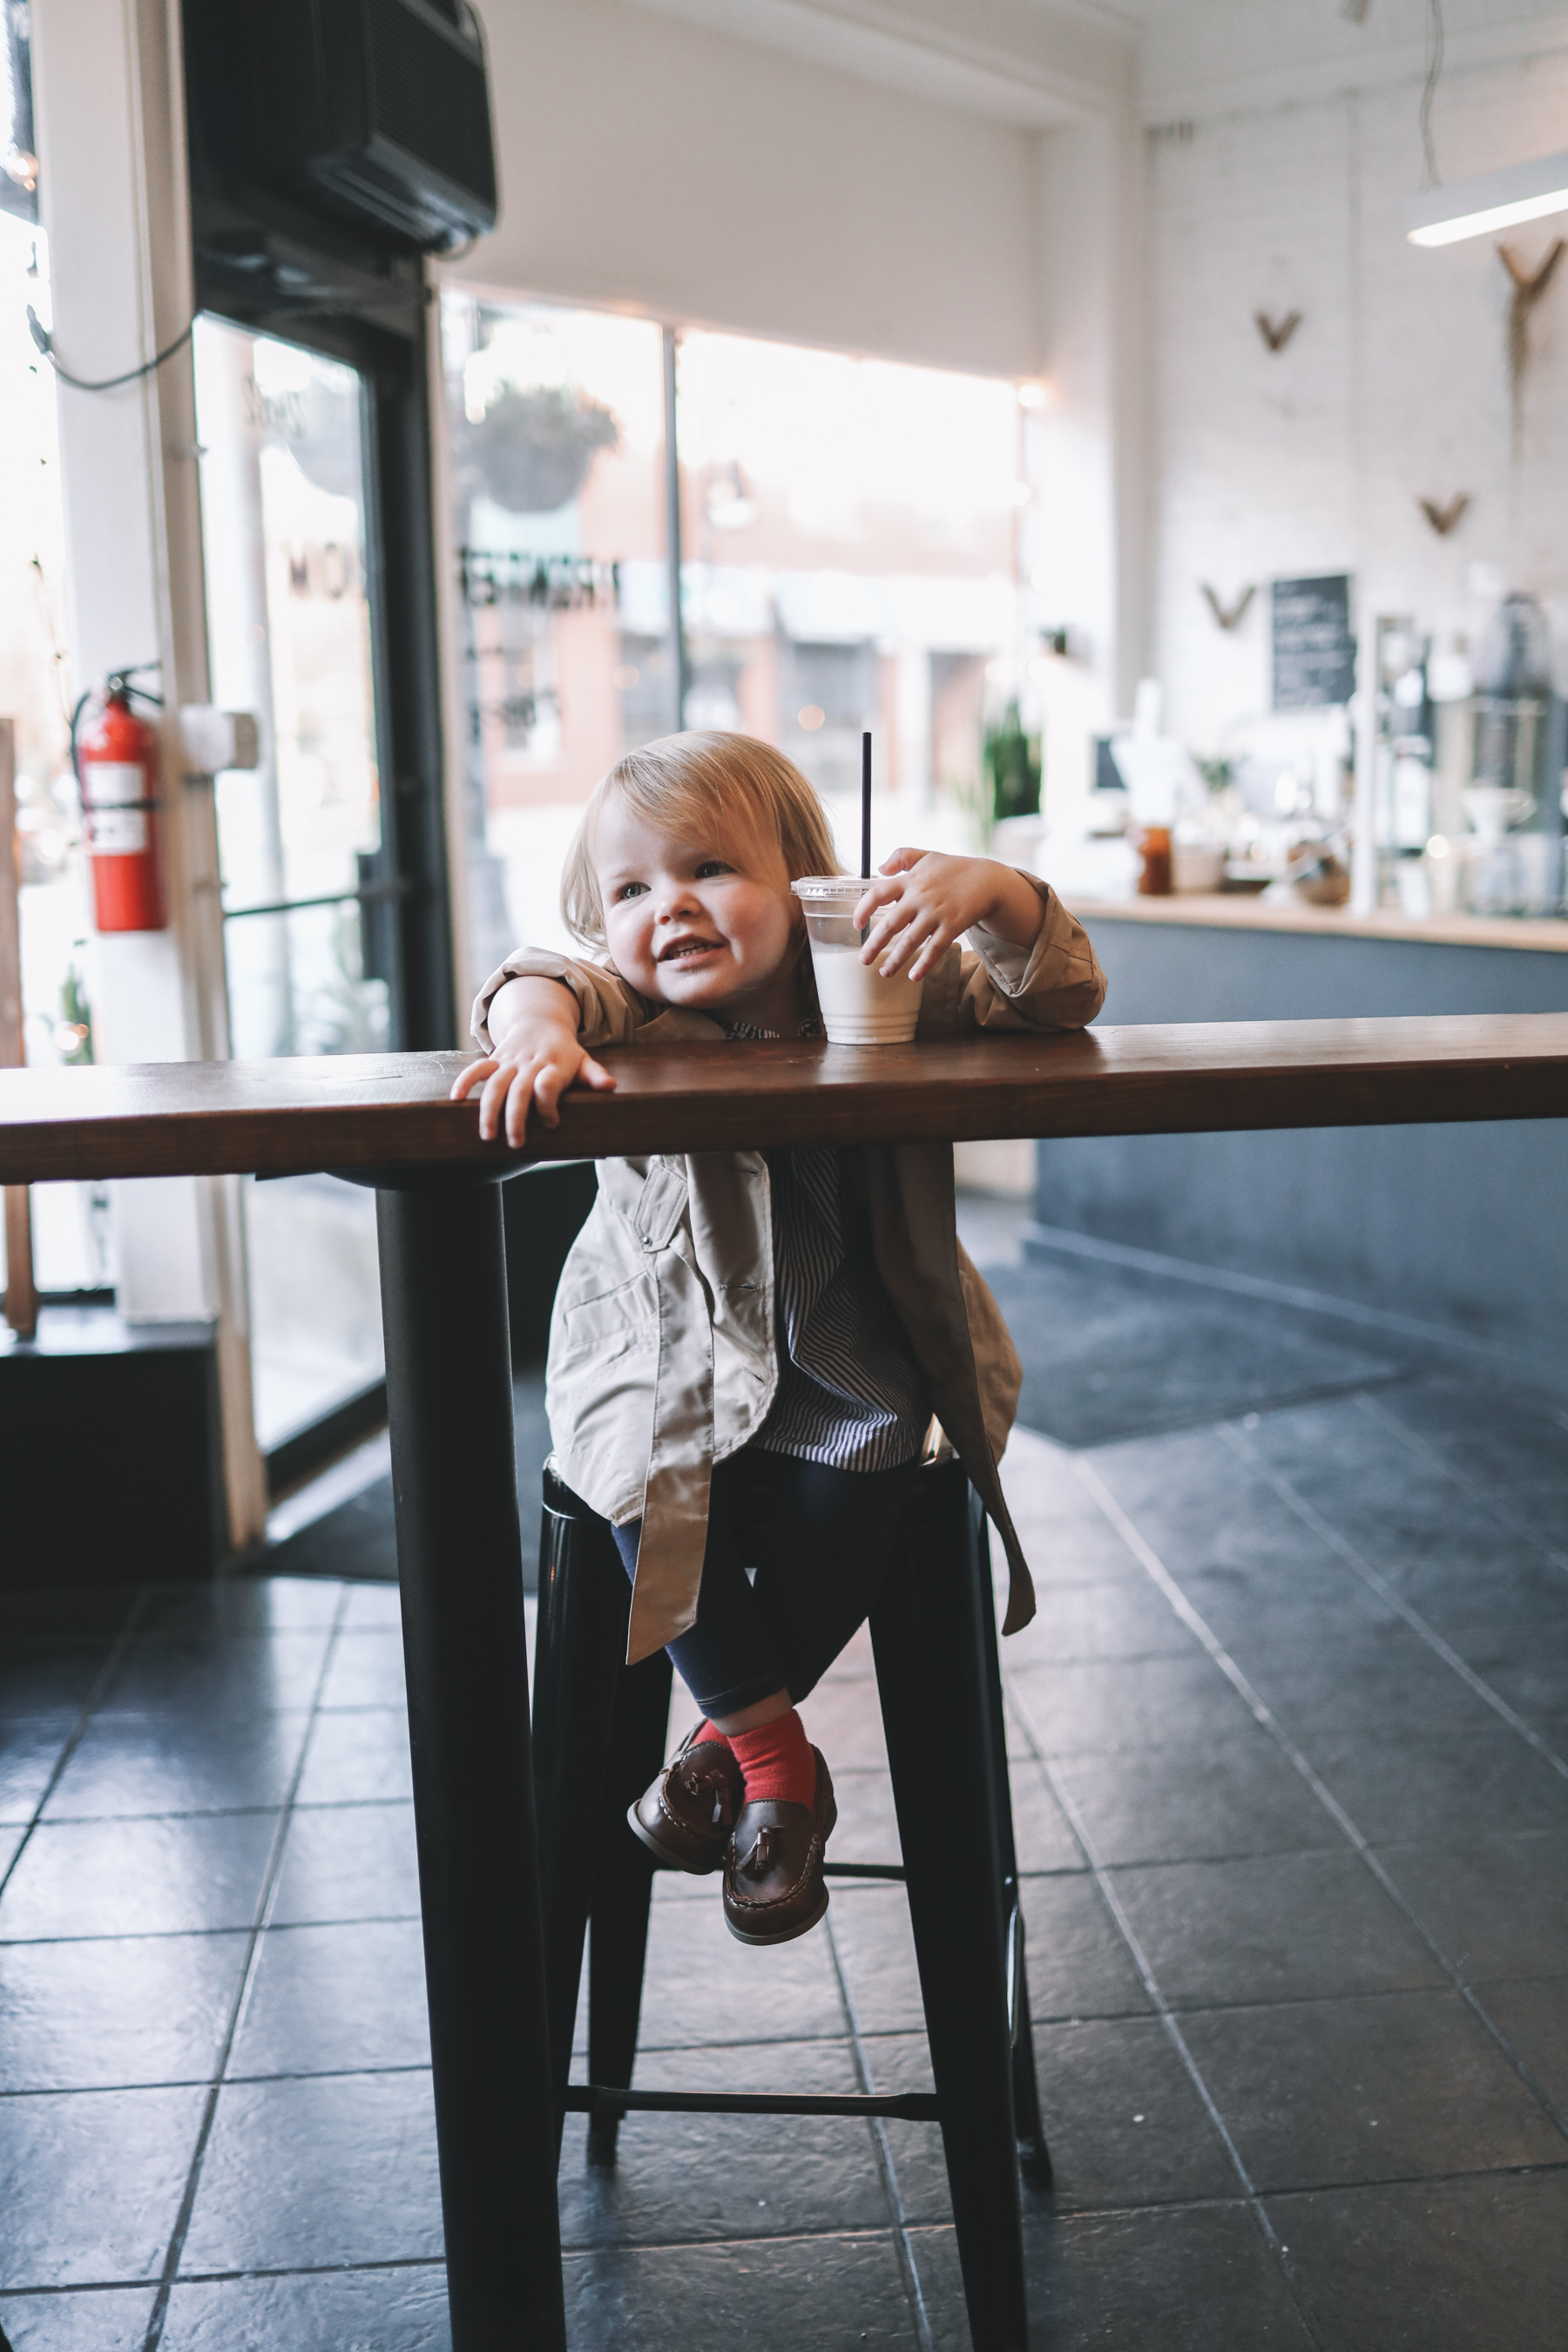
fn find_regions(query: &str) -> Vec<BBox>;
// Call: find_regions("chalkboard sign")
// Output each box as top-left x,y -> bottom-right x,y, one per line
1272,574 -> 1355,710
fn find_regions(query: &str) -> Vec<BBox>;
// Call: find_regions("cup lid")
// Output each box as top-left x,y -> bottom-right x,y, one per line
791,873 -> 867,902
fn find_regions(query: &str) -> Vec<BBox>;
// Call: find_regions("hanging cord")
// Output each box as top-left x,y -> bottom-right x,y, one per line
25,306 -> 193,394
1419,0 -> 1445,189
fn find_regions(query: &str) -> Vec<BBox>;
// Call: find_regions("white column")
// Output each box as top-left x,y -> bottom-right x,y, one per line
1030,104 -> 1146,777
31,0 -> 267,1545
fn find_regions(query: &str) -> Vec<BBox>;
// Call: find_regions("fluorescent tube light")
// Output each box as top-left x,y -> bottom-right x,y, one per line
1406,148 -> 1568,247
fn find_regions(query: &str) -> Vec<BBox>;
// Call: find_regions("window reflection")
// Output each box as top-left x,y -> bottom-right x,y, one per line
443,294 -> 1028,984
193,316 -> 389,1452
443,294 -> 672,980
193,316 -> 387,1061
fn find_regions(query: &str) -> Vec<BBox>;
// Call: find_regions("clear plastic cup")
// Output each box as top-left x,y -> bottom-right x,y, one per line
792,875 -> 924,1044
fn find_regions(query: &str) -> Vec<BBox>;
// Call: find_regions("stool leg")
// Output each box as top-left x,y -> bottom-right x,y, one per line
586,1647 -> 672,2165
871,1462 -> 1028,2352
1008,1906 -> 1052,2192
531,1480 -> 628,2151
971,1494 -> 1053,2193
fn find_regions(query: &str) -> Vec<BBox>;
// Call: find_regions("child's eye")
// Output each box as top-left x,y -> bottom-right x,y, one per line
695,861 -> 731,880
613,881 -> 647,902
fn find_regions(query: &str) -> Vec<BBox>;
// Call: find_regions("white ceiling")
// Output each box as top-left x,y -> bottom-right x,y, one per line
1121,0 -> 1568,121
622,0 -> 1127,125
625,0 -> 1568,125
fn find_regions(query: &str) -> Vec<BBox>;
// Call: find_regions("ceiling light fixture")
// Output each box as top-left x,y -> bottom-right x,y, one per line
1406,147 -> 1568,246
1398,0 -> 1568,249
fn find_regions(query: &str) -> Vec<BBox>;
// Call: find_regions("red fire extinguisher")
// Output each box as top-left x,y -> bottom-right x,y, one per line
74,672 -> 166,932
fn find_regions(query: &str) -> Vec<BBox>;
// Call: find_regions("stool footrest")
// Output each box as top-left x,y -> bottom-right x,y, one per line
821,1861 -> 906,1880
564,2084 -> 940,2122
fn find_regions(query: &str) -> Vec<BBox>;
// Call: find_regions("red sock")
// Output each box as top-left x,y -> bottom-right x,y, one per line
692,1719 -> 730,1751
726,1708 -> 816,1808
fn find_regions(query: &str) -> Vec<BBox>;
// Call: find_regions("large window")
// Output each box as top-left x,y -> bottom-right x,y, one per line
443,295 -> 674,981
675,329 -> 1023,827
443,299 -> 1031,992
194,319 -> 388,1061
193,317 -> 389,1451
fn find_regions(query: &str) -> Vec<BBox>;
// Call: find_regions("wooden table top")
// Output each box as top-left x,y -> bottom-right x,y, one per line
1,1016 -> 1565,1186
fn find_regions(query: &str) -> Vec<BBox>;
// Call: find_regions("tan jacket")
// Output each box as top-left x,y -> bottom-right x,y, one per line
474,876 -> 1105,1663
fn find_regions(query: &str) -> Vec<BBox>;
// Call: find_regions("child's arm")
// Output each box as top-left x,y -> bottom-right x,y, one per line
854,850 -> 1044,981
855,848 -> 1105,1031
450,975 -> 617,1146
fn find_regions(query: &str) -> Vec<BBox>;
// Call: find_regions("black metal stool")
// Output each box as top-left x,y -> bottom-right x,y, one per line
530,1454 -> 1051,2352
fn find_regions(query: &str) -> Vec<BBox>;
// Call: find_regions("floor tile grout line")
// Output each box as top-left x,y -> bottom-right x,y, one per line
1003,1685 -> 1334,2352
0,1917 -> 416,1948
18,1806 -> 317,1828
138,1585 -> 355,2352
0,1590 -> 152,1913
1352,1388 -> 1568,1574
1218,1421 -> 1568,1783
17,2161 -> 1568,2313
0,2225 -> 1017,2310
1069,1453 -> 1568,2152
21,2154 -> 1568,2305
821,1909 -> 936,2352
18,1963 -> 1568,2105
1,2258 -> 452,2305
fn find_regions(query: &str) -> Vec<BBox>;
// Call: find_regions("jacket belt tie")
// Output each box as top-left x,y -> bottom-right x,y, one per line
625,1159 -> 715,1665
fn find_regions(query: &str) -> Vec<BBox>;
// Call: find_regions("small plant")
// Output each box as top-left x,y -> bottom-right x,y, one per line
983,702 -> 1042,824
57,959 -> 92,1064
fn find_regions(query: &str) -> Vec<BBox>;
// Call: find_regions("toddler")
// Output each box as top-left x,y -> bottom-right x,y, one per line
454,732 -> 1105,1946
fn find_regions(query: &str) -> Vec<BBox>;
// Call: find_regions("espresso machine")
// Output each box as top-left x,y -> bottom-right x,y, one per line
1465,592 -> 1565,916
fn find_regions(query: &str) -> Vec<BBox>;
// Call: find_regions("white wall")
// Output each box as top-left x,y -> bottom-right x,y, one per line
1031,109 -> 1146,735
453,0 -> 1149,760
1146,48 -> 1568,750
453,0 -> 1042,378
31,0 -> 265,1544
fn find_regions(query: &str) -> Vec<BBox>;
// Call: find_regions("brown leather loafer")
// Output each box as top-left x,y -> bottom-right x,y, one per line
628,1723 -> 743,1875
722,1747 -> 836,1946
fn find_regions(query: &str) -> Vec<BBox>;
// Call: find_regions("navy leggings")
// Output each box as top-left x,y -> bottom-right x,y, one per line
611,1448 -> 922,1719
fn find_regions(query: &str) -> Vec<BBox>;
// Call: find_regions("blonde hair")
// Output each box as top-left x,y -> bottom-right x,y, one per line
561,731 -> 841,950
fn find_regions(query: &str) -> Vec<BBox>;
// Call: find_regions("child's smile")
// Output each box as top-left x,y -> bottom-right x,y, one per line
657,930 -> 725,966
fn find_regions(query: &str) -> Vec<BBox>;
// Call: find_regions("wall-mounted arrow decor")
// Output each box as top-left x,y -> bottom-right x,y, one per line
1418,493 -> 1470,536
1201,584 -> 1257,632
1254,309 -> 1302,353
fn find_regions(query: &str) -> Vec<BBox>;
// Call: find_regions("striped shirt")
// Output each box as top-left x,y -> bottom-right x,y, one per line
725,1019 -> 929,1472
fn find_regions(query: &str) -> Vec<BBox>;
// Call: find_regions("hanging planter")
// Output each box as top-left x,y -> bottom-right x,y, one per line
454,383 -> 620,514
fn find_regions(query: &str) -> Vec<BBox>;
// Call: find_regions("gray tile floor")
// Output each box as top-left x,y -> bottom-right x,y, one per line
3,1254 -> 1568,2349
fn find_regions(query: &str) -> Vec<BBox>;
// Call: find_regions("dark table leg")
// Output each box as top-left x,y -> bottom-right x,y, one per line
376,1179 -> 566,2351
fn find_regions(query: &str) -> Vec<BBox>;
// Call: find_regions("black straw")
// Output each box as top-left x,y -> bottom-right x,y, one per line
861,732 -> 872,879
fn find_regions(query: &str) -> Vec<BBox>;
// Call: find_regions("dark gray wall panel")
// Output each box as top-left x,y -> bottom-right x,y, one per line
1035,917 -> 1568,1353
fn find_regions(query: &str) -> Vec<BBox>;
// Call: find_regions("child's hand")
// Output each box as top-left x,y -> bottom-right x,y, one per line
853,849 -> 1045,981
450,978 -> 616,1146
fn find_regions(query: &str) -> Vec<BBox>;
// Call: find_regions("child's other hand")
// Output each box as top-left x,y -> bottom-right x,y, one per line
450,1031 -> 616,1146
853,849 -> 1044,981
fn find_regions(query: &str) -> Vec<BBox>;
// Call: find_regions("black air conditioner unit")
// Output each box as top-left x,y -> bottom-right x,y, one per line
194,0 -> 497,253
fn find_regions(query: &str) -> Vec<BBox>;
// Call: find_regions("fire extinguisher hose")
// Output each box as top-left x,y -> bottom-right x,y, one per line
69,667 -> 164,798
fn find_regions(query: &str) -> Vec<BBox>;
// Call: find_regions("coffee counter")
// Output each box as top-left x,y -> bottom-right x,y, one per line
1037,894 -> 1568,1365
1065,894 -> 1568,952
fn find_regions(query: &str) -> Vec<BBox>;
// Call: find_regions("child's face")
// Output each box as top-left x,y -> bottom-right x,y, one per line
595,801 -> 798,1015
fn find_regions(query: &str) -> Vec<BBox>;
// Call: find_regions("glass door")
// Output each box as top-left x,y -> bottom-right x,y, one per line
193,316 -> 389,1456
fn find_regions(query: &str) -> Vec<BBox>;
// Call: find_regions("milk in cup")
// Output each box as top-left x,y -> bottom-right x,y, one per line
793,875 -> 923,1044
